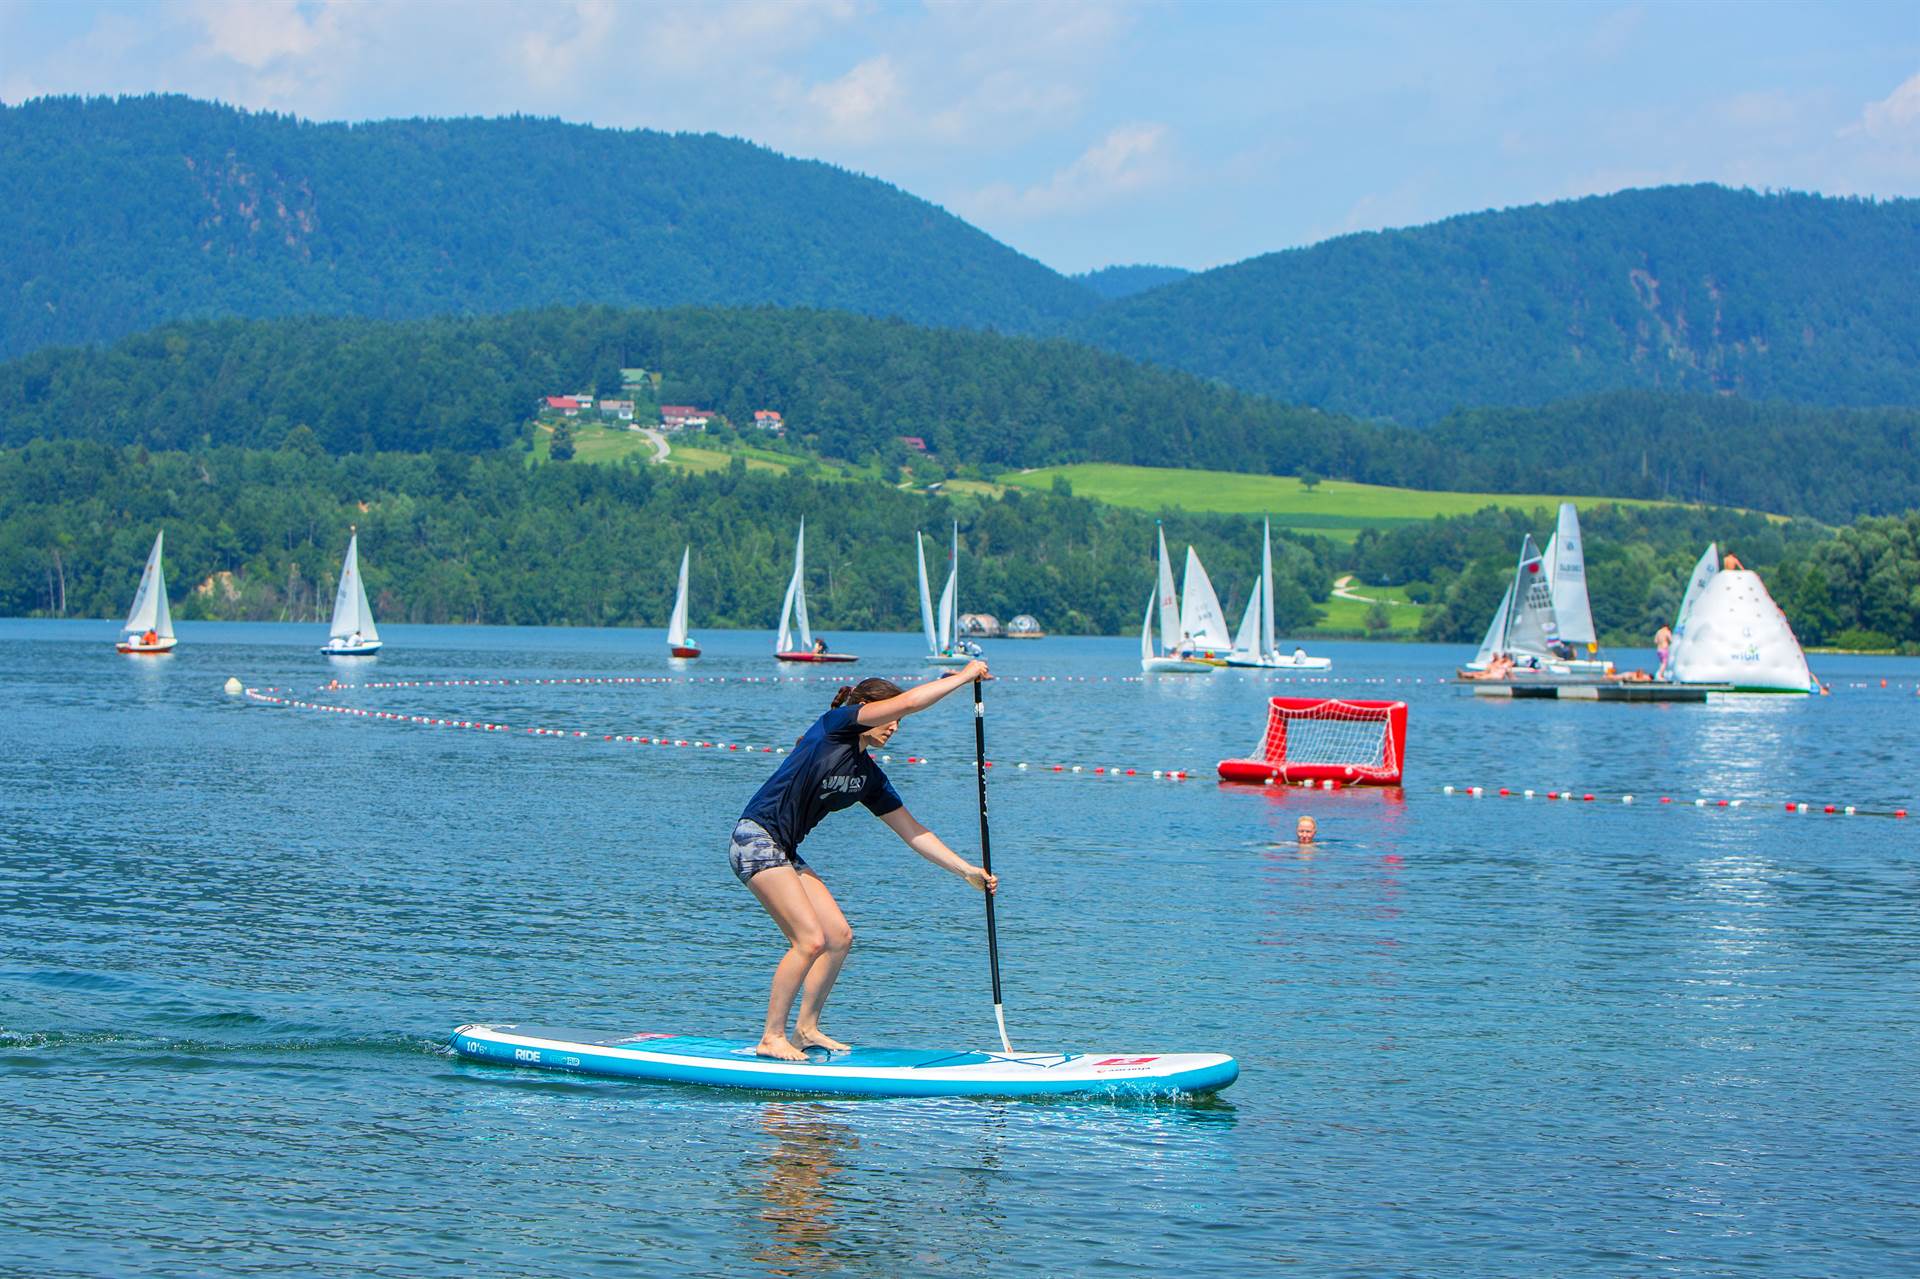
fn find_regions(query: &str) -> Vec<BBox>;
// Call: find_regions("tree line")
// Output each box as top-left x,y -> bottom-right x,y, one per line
0,441 -> 1334,636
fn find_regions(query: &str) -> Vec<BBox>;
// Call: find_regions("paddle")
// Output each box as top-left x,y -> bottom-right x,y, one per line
972,677 -> 1012,1053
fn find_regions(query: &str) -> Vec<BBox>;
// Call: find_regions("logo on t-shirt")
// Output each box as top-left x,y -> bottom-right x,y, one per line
820,774 -> 865,796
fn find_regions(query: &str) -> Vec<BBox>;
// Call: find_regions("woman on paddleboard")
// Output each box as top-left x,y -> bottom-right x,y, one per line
732,663 -> 997,1062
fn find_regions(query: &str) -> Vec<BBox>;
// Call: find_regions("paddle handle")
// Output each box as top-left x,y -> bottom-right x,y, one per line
973,679 -> 1011,1052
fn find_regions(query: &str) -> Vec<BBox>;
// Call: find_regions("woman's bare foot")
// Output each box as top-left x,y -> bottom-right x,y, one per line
754,1034 -> 809,1062
793,1027 -> 850,1052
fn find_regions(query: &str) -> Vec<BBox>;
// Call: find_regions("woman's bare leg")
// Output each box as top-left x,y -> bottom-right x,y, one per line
747,865 -> 828,1061
792,869 -> 854,1051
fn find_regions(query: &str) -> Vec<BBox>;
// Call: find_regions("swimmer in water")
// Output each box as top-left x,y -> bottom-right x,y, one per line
1296,815 -> 1317,844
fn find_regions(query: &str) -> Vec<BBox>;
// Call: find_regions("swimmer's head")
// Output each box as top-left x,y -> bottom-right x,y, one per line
1296,816 -> 1317,843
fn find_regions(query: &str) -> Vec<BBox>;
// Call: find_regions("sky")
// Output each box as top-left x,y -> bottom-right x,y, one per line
2,0 -> 1917,275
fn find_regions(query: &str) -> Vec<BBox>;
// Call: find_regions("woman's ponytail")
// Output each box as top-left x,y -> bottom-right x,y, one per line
831,678 -> 902,709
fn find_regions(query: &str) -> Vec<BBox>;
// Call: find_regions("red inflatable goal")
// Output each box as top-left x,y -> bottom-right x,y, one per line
1217,696 -> 1408,786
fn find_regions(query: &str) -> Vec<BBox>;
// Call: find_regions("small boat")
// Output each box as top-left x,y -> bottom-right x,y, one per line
1544,504 -> 1610,674
1224,520 -> 1330,669
320,528 -> 382,656
1176,545 -> 1233,665
117,530 -> 177,654
667,546 -> 700,658
774,519 -> 858,663
1457,532 -> 1601,681
919,524 -> 975,667
1141,524 -> 1213,673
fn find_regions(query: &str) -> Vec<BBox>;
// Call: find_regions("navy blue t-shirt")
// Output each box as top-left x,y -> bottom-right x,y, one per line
739,706 -> 904,853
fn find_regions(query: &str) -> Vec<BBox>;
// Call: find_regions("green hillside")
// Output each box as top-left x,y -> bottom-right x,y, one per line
7,307 -> 1920,523
1071,185 -> 1920,424
0,95 -> 1093,360
1004,463 -> 1677,539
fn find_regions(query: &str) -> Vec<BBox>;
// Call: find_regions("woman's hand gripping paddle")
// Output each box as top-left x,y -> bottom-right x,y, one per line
972,677 -> 1012,1053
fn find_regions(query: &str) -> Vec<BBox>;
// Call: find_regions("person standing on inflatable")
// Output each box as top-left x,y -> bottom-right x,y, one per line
731,662 -> 997,1062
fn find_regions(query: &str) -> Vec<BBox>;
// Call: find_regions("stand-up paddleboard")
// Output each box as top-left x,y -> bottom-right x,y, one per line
450,1024 -> 1238,1099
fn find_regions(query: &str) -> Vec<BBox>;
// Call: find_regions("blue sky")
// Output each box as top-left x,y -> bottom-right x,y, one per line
3,0 -> 1916,274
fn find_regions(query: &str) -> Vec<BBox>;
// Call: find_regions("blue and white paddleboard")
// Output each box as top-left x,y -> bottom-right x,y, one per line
450,1023 -> 1238,1099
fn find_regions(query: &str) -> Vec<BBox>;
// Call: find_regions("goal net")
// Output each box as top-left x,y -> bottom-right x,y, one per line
1217,696 -> 1408,786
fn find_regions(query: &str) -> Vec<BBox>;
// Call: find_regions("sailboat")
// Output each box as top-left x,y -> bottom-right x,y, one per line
667,546 -> 700,658
1225,520 -> 1331,669
1141,524 -> 1213,674
1177,547 -> 1233,664
1544,503 -> 1609,674
918,526 -> 974,666
1460,534 -> 1565,677
117,530 -> 177,654
775,519 -> 857,663
321,527 -> 382,656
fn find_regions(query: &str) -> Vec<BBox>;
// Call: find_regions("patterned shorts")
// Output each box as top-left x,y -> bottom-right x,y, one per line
729,818 -> 809,885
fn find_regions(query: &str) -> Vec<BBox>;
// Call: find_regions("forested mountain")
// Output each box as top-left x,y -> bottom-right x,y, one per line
0,441 -> 1332,635
1072,265 -> 1192,300
7,306 -> 1920,523
1070,186 -> 1920,424
0,95 -> 1093,361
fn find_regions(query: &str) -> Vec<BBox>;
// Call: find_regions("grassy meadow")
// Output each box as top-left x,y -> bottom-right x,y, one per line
1003,463 -> 1674,540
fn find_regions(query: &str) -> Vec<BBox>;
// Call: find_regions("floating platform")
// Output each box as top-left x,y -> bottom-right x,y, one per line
1467,680 -> 1733,702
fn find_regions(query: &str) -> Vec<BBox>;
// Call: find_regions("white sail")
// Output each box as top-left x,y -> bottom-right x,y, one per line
936,523 -> 958,652
122,531 -> 173,640
1502,534 -> 1561,661
1260,519 -> 1276,660
1155,525 -> 1180,659
1140,587 -> 1156,662
1471,580 -> 1514,668
668,546 -> 692,648
777,519 -> 812,652
1673,542 -> 1720,641
1230,578 -> 1263,661
916,532 -> 939,654
328,531 -> 379,644
1549,503 -> 1597,647
1179,547 -> 1232,652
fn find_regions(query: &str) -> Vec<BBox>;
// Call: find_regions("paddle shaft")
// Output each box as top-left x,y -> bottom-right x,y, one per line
972,679 -> 1011,1052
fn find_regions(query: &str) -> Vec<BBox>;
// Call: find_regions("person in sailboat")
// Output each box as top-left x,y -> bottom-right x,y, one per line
731,663 -> 998,1063
813,636 -> 829,656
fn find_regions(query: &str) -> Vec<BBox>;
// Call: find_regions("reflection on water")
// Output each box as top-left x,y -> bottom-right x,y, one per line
744,1103 -> 859,1277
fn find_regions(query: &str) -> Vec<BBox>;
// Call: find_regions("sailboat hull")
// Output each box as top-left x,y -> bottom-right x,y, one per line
924,654 -> 971,667
1224,653 -> 1332,670
776,651 -> 859,663
1142,656 -> 1214,674
670,645 -> 702,659
321,640 -> 383,656
117,637 -> 178,654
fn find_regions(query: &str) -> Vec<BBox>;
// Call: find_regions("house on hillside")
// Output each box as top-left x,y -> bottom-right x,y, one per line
660,405 -> 711,431
543,395 -> 582,417
899,436 -> 928,453
598,399 -> 635,421
753,410 -> 785,434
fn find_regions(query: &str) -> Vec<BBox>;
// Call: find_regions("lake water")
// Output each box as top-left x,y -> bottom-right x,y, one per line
4,619 -> 1917,1276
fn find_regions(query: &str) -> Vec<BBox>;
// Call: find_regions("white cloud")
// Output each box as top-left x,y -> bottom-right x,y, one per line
188,0 -> 336,69
806,55 -> 903,142
967,122 -> 1173,219
1844,70 -> 1920,141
